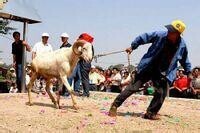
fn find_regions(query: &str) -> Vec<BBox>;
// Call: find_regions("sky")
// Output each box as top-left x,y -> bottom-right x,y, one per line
0,0 -> 200,68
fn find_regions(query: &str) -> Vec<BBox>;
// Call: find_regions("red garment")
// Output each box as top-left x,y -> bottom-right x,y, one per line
173,76 -> 190,91
78,33 -> 94,43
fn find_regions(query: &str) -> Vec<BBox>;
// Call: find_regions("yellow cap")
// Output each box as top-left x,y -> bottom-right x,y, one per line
171,20 -> 186,34
165,20 -> 186,34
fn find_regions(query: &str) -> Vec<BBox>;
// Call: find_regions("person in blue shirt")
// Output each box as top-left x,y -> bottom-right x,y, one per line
109,20 -> 191,120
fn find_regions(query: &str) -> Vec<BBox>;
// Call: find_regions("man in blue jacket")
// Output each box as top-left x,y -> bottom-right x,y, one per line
109,20 -> 191,120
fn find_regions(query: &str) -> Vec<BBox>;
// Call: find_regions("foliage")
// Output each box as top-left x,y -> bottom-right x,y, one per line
0,19 -> 16,35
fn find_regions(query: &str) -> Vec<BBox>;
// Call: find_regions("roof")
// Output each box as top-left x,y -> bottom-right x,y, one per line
0,0 -> 41,24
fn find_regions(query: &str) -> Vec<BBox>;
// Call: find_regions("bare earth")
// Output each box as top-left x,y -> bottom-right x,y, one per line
0,92 -> 199,133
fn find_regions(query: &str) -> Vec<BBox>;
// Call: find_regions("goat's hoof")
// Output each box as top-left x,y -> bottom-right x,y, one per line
54,103 -> 60,109
73,105 -> 79,110
27,102 -> 33,106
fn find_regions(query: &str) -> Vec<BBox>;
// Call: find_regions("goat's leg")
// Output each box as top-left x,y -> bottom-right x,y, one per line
27,72 -> 37,106
45,80 -> 59,109
61,76 -> 78,110
55,79 -> 63,109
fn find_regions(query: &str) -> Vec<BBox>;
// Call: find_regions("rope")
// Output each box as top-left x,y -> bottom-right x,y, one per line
94,50 -> 125,58
94,50 -> 126,63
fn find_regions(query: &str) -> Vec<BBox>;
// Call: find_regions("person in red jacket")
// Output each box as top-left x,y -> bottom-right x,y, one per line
170,68 -> 191,97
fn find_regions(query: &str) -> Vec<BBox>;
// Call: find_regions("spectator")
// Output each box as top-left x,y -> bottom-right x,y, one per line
32,32 -> 53,94
32,33 -> 53,59
60,33 -> 82,95
96,67 -> 105,91
110,67 -> 122,93
170,68 -> 190,98
12,31 -> 31,92
104,69 -> 112,92
120,71 -> 131,91
89,65 -> 100,91
6,67 -> 17,93
60,33 -> 71,48
190,67 -> 200,99
25,64 -> 31,87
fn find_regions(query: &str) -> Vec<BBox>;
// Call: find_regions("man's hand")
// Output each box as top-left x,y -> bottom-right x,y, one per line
125,47 -> 133,54
22,41 -> 31,52
22,41 -> 28,46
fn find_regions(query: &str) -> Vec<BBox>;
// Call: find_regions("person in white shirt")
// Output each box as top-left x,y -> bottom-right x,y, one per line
89,65 -> 102,91
96,67 -> 106,91
32,32 -> 53,59
110,67 -> 122,93
121,71 -> 131,91
31,33 -> 53,94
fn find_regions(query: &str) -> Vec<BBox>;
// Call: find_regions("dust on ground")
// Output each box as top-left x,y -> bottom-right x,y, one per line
0,92 -> 199,133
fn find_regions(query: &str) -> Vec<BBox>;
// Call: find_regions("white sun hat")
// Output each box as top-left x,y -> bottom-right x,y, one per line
61,33 -> 69,38
42,32 -> 49,37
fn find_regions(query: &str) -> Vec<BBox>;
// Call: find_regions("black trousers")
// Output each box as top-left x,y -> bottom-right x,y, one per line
110,85 -> 121,93
89,84 -> 97,91
16,64 -> 22,92
81,69 -> 90,96
112,70 -> 168,115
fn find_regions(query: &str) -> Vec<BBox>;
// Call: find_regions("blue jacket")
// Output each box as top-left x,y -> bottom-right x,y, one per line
131,31 -> 191,84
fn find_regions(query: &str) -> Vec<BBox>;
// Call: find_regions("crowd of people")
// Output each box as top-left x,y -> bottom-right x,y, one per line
6,57 -> 200,100
170,67 -> 200,99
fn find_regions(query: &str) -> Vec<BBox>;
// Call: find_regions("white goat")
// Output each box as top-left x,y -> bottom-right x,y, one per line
27,40 -> 93,109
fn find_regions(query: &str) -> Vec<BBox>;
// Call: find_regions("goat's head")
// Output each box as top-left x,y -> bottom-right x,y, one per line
72,40 -> 93,62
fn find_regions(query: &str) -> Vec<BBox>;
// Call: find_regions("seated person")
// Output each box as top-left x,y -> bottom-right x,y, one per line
120,71 -> 131,91
6,67 -> 17,93
109,67 -> 122,93
170,68 -> 190,98
89,65 -> 102,91
190,67 -> 200,99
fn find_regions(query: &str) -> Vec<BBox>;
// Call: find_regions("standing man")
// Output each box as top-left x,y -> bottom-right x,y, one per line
59,33 -> 81,95
109,20 -> 191,120
32,33 -> 53,93
32,33 -> 53,59
12,31 -> 31,92
59,32 -> 71,95
78,33 -> 94,97
60,33 -> 71,48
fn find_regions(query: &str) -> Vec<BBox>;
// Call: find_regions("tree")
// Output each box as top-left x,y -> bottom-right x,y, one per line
0,19 -> 16,35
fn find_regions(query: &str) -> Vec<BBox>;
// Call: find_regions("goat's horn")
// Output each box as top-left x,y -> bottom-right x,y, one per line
72,40 -> 86,55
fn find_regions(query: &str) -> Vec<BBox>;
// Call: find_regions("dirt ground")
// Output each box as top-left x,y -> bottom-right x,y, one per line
0,92 -> 199,133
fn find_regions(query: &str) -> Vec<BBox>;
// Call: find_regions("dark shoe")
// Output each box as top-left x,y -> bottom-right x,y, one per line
143,112 -> 160,120
81,92 -> 90,97
108,105 -> 117,117
63,92 -> 70,97
83,93 -> 90,97
73,91 -> 81,96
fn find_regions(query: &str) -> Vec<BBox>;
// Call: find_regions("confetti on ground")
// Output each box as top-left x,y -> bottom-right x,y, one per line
0,92 -> 199,132
39,109 -> 45,114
